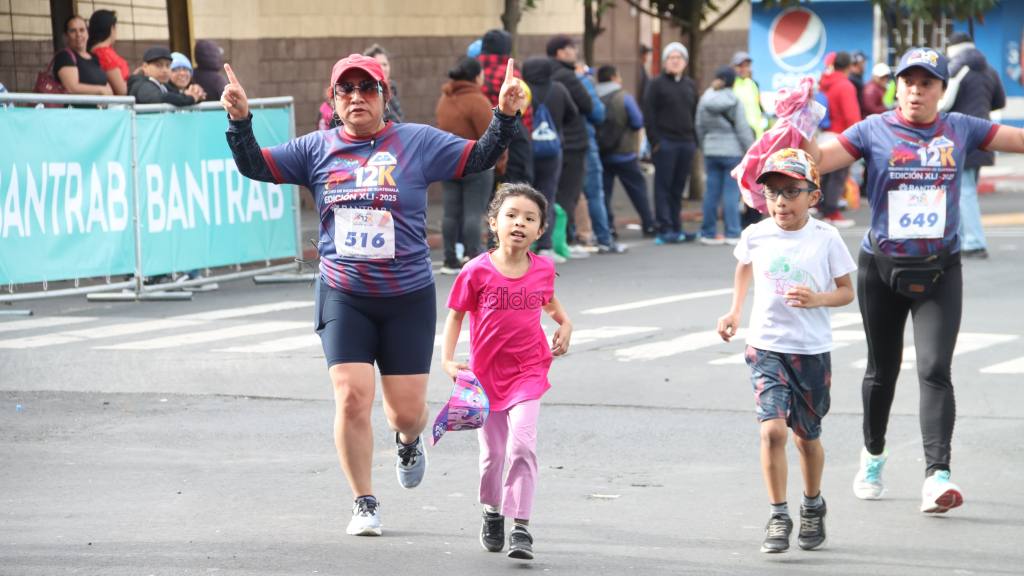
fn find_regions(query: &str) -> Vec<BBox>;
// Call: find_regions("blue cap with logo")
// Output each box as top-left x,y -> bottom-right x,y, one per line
894,47 -> 948,82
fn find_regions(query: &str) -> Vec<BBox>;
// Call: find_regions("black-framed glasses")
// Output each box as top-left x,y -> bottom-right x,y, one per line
336,79 -> 381,97
763,185 -> 815,200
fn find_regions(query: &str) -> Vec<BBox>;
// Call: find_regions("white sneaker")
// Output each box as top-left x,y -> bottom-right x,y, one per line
567,245 -> 591,259
920,470 -> 963,514
853,448 -> 887,500
346,496 -> 382,536
724,238 -> 740,246
536,249 -> 567,264
699,236 -> 725,246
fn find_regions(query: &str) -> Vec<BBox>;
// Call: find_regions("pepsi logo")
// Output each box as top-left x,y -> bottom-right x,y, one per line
769,8 -> 827,73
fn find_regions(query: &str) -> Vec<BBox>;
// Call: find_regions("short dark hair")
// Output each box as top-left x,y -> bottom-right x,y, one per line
87,9 -> 117,50
448,56 -> 482,82
596,64 -> 617,83
488,183 -> 548,232
833,51 -> 852,71
546,34 -> 575,57
363,43 -> 388,59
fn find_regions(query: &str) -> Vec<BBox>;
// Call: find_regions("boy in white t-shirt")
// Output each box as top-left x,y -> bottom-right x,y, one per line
717,148 -> 857,554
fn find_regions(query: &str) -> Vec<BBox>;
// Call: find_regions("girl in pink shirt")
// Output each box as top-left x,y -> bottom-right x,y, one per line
442,183 -> 572,561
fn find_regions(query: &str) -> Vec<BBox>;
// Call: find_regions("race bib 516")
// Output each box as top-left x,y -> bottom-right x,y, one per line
333,207 -> 396,259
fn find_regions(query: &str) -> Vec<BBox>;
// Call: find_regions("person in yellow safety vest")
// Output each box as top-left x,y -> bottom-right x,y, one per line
732,52 -> 765,139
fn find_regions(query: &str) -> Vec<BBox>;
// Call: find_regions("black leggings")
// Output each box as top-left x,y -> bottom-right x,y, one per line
857,249 -> 962,475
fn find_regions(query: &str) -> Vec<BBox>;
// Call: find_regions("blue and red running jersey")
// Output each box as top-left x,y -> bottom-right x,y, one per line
262,122 -> 474,296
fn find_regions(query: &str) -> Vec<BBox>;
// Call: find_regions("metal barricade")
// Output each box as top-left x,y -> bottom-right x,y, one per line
0,93 -> 305,309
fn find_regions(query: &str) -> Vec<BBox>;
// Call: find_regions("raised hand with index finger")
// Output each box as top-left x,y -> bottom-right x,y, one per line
221,63 -> 249,120
497,58 -> 525,117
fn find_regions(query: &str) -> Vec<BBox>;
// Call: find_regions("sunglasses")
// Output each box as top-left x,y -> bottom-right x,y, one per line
763,185 -> 816,200
335,79 -> 381,97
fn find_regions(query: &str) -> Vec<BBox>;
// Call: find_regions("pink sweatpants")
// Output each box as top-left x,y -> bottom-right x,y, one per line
477,399 -> 541,520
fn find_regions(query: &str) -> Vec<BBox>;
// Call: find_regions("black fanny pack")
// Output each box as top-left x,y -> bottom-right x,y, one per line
869,233 -> 951,300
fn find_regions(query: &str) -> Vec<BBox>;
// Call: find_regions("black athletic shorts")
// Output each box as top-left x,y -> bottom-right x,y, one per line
315,280 -> 437,375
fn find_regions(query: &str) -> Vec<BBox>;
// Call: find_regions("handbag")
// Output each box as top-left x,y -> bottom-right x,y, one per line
34,49 -> 75,102
869,232 -> 948,299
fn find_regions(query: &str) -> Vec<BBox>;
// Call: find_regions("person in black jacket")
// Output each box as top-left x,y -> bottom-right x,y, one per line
644,41 -> 698,244
546,35 -> 593,247
941,32 -> 1006,259
523,56 -> 579,260
127,46 -> 203,106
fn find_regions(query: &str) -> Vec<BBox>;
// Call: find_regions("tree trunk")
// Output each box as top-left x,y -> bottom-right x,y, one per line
502,0 -> 522,57
584,0 -> 597,65
686,3 -> 705,203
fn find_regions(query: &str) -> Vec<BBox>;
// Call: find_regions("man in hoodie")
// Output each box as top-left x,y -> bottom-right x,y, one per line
644,41 -> 698,244
193,39 -> 226,100
817,51 -> 861,228
940,32 -> 1006,259
596,64 -> 655,239
523,57 -> 579,262
128,46 -> 203,106
546,35 -> 594,249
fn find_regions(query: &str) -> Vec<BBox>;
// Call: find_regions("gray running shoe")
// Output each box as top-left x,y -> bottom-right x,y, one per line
346,496 -> 382,536
760,514 -> 792,553
507,525 -> 534,560
798,499 -> 827,550
396,433 -> 427,489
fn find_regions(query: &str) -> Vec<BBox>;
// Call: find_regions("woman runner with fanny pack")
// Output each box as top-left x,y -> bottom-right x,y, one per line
221,55 -> 524,536
804,47 -> 1024,514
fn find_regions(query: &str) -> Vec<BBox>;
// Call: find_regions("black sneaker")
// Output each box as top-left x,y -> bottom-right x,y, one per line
480,511 -> 504,552
798,499 -> 827,550
760,514 -> 793,553
507,525 -> 534,560
962,248 -> 989,259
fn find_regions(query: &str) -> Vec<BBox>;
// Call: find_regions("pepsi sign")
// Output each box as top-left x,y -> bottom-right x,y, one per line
769,8 -> 828,73
751,1 -> 873,92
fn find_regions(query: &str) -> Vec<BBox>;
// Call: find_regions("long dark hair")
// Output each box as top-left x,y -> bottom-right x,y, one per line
87,9 -> 117,50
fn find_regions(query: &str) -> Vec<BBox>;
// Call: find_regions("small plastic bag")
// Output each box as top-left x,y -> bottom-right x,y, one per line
785,98 -> 827,141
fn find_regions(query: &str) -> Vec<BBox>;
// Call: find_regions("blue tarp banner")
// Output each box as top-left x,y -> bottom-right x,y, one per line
0,105 -> 296,284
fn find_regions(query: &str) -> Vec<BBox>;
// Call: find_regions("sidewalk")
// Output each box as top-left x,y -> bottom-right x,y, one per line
978,152 -> 1024,194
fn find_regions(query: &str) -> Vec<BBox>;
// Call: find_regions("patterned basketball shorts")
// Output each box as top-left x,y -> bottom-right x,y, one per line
745,346 -> 832,440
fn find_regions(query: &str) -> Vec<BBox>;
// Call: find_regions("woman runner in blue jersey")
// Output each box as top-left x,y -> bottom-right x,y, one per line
221,55 -> 525,536
804,47 -> 1024,515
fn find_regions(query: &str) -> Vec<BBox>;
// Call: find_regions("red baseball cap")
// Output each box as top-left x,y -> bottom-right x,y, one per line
330,54 -> 388,92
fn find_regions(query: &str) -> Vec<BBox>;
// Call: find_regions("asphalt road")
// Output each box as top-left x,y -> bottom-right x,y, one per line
2,190 -> 1023,575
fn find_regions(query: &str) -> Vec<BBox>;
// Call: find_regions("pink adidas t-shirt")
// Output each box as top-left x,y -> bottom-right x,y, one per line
447,251 -> 556,412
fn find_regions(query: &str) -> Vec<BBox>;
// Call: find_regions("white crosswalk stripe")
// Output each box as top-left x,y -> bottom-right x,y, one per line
851,333 -> 1019,369
0,316 -> 97,334
572,326 -> 659,345
615,330 -> 723,362
5,302 -> 1021,376
0,301 -> 311,350
217,333 -> 320,354
981,356 -> 1024,374
97,321 -> 309,351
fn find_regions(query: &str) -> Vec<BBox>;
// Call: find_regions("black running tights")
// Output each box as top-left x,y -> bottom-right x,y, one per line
857,249 -> 963,475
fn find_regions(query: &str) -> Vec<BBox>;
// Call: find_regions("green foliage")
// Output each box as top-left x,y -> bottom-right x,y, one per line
880,0 -> 998,21
761,0 -> 998,23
